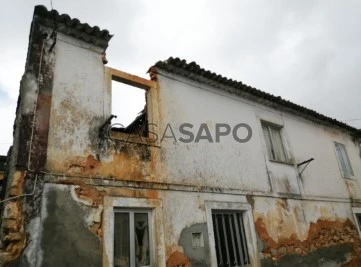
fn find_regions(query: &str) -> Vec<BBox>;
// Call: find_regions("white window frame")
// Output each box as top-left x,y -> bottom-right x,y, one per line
261,122 -> 288,163
205,201 -> 259,267
113,209 -> 152,267
352,207 -> 361,237
103,197 -> 165,267
334,142 -> 354,178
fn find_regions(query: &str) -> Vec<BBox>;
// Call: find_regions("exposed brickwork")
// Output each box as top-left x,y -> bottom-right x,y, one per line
0,171 -> 27,261
256,217 -> 361,265
166,251 -> 191,267
74,183 -> 105,207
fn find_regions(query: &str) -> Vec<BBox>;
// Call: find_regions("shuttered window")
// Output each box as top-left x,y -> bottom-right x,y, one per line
212,210 -> 250,267
262,123 -> 287,162
335,142 -> 353,177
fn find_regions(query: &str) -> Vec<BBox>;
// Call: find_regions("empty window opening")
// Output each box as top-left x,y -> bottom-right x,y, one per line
114,210 -> 152,267
262,122 -> 287,162
212,210 -> 250,267
335,142 -> 354,177
112,80 -> 147,137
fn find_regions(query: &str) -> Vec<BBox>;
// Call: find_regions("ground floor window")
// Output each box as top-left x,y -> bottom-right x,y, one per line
355,213 -> 361,233
352,207 -> 361,238
212,210 -> 250,267
114,209 -> 151,267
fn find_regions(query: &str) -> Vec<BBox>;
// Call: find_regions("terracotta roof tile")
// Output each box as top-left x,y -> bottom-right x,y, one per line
152,57 -> 361,136
34,5 -> 112,49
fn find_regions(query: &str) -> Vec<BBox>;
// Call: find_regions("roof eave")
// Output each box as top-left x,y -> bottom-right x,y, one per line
33,5 -> 113,50
151,57 -> 361,138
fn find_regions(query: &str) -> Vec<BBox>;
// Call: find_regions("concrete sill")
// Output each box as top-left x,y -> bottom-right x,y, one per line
109,131 -> 161,148
343,176 -> 357,181
269,159 -> 295,166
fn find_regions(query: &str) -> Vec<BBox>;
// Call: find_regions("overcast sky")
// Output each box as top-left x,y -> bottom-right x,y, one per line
0,0 -> 361,154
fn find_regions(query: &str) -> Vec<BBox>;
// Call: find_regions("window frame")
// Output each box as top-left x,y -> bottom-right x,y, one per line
104,67 -> 159,146
211,209 -> 250,266
113,209 -> 153,267
205,201 -> 258,267
111,80 -> 148,136
334,142 -> 354,178
261,122 -> 288,163
352,207 -> 361,238
103,197 -> 165,267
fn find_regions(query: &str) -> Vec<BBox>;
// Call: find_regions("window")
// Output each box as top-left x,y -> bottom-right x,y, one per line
335,142 -> 354,177
355,213 -> 361,229
261,123 -> 287,162
104,67 -> 157,142
114,210 -> 151,267
212,210 -> 250,267
353,208 -> 361,237
112,80 -> 148,137
103,198 -> 163,267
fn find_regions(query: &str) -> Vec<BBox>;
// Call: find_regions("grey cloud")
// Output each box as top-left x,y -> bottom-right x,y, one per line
0,0 -> 360,153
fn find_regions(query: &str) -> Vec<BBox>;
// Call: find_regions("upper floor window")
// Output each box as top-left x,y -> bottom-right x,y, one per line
104,67 -> 158,145
112,80 -> 147,137
335,142 -> 354,178
261,122 -> 287,162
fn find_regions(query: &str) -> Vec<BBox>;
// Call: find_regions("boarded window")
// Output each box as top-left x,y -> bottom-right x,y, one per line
212,210 -> 250,267
262,123 -> 287,162
114,210 -> 151,267
335,142 -> 354,177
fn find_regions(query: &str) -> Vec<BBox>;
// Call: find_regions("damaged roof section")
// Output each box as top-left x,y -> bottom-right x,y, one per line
33,5 -> 113,49
151,57 -> 361,137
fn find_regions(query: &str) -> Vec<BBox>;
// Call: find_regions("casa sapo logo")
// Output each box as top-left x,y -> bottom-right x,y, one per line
107,123 -> 253,144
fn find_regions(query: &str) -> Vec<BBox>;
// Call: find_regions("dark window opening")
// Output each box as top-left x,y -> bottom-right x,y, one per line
262,122 -> 287,162
212,210 -> 249,267
335,142 -> 354,177
356,213 -> 361,230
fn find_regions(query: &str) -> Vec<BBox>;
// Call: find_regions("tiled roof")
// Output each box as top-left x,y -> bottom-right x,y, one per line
34,5 -> 112,49
152,57 -> 361,136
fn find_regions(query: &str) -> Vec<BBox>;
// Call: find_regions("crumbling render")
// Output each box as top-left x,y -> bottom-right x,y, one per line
166,251 -> 191,267
256,216 -> 361,265
66,155 -> 99,173
0,171 -> 27,261
71,184 -> 105,239
74,183 -> 105,207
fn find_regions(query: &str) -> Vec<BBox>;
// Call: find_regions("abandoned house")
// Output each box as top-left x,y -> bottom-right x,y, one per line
1,5 -> 361,267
